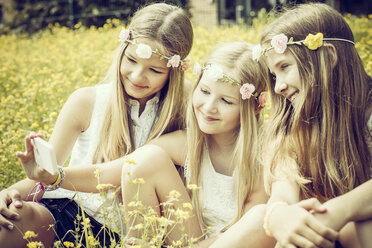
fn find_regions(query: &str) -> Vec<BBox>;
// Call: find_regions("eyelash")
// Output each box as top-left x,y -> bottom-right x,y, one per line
126,56 -> 163,74
222,98 -> 233,105
200,88 -> 209,95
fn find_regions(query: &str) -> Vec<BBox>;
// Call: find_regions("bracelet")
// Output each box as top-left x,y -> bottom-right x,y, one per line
263,201 -> 288,237
45,167 -> 65,191
49,170 -> 61,187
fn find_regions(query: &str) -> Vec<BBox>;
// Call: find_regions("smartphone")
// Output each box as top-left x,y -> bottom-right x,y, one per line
32,137 -> 58,175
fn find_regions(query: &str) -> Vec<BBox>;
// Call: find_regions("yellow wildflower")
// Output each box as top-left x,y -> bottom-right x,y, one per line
26,241 -> 43,248
187,184 -> 198,191
183,202 -> 193,210
23,230 -> 38,239
125,157 -> 136,165
96,183 -> 114,191
63,241 -> 74,247
81,217 -> 91,226
94,169 -> 101,179
132,178 -> 145,184
169,190 -> 181,198
303,33 -> 323,50
87,235 -> 97,246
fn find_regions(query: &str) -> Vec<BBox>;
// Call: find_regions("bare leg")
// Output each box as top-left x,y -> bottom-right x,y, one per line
210,204 -> 276,248
121,145 -> 202,243
0,201 -> 55,248
355,219 -> 372,248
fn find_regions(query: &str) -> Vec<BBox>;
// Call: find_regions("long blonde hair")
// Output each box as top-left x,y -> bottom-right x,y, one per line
186,42 -> 269,231
93,3 -> 193,163
261,3 -> 371,201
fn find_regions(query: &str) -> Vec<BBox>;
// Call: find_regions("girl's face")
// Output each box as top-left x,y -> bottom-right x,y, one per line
120,39 -> 170,106
193,70 -> 241,136
266,49 -> 301,105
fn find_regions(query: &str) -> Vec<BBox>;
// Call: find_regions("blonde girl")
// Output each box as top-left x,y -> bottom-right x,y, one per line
0,3 -> 193,247
18,42 -> 273,247
119,41 -> 272,246
257,3 -> 371,247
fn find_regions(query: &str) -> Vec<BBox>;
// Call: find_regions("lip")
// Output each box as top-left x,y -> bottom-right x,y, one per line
201,112 -> 219,122
128,80 -> 147,90
287,91 -> 299,102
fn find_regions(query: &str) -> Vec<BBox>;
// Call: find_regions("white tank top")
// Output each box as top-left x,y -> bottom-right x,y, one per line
184,147 -> 238,236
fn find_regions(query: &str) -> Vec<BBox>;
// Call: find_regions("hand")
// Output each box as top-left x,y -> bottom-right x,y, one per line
269,202 -> 338,248
0,189 -> 22,230
16,133 -> 57,184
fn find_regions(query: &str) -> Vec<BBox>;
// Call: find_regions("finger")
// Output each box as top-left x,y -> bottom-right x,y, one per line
9,191 -> 22,208
0,216 -> 14,230
297,198 -> 326,213
288,233 -> 319,248
306,216 -> 338,244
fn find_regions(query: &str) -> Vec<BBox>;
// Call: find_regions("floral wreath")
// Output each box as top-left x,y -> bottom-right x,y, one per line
119,29 -> 190,71
252,32 -> 355,61
193,62 -> 267,107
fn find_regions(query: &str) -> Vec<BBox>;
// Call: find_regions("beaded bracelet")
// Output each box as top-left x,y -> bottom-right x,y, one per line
45,167 -> 65,191
263,201 -> 288,237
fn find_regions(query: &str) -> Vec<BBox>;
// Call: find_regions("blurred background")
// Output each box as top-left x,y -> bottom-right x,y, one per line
0,0 -> 370,34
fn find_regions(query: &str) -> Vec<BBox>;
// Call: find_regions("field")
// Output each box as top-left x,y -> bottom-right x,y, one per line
0,12 -> 371,190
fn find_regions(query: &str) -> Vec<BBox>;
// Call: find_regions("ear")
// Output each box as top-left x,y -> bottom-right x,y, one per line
323,43 -> 338,69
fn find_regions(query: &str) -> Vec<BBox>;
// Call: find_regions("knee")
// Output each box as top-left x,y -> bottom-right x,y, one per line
122,145 -> 172,183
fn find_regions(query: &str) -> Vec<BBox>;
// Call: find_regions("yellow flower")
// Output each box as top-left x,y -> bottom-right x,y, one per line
87,235 -> 97,246
125,157 -> 136,165
94,169 -> 101,179
169,190 -> 181,198
183,202 -> 193,210
132,178 -> 145,184
26,241 -> 43,248
303,33 -> 323,50
81,217 -> 91,226
96,183 -> 114,191
187,184 -> 198,191
23,230 -> 38,239
63,241 -> 75,247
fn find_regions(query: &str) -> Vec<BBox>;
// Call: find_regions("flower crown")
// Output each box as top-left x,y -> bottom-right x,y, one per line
119,29 -> 190,71
193,62 -> 267,107
252,32 -> 355,61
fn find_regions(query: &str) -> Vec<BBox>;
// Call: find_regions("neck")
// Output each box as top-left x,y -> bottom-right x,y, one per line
207,131 -> 237,152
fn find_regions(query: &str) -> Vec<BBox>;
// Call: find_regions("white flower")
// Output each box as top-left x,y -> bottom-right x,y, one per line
205,64 -> 224,82
271,33 -> 288,54
193,62 -> 202,76
136,43 -> 153,59
252,44 -> 263,61
118,29 -> 130,43
240,83 -> 255,100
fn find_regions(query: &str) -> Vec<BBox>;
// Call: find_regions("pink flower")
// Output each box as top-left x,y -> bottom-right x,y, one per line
258,91 -> 268,107
193,62 -> 202,76
240,83 -> 255,100
180,61 -> 190,71
167,55 -> 181,68
118,29 -> 130,43
271,33 -> 288,54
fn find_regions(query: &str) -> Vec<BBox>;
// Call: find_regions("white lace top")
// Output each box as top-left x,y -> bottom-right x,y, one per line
43,83 -> 160,228
184,147 -> 238,236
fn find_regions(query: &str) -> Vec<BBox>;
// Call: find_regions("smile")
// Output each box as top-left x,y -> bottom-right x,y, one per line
288,92 -> 298,102
201,112 -> 218,122
129,81 -> 148,90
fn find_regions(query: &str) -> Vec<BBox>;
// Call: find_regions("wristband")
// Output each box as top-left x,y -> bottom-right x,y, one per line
263,201 -> 288,237
45,167 -> 65,191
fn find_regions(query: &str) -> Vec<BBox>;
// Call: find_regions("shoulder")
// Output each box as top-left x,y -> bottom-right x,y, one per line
63,86 -> 96,131
148,130 -> 187,166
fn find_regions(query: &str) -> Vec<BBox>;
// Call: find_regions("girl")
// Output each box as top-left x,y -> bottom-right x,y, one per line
19,42 -> 274,247
257,3 -> 371,247
120,41 -> 273,246
0,3 -> 193,247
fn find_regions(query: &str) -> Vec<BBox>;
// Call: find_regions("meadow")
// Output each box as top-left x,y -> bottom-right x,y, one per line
0,11 -> 371,191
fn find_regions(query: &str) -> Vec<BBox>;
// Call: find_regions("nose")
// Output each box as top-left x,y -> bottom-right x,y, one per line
204,97 -> 217,113
130,66 -> 145,83
274,76 -> 288,95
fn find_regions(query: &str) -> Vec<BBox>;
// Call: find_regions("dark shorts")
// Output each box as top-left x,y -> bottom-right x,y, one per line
40,198 -> 120,246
